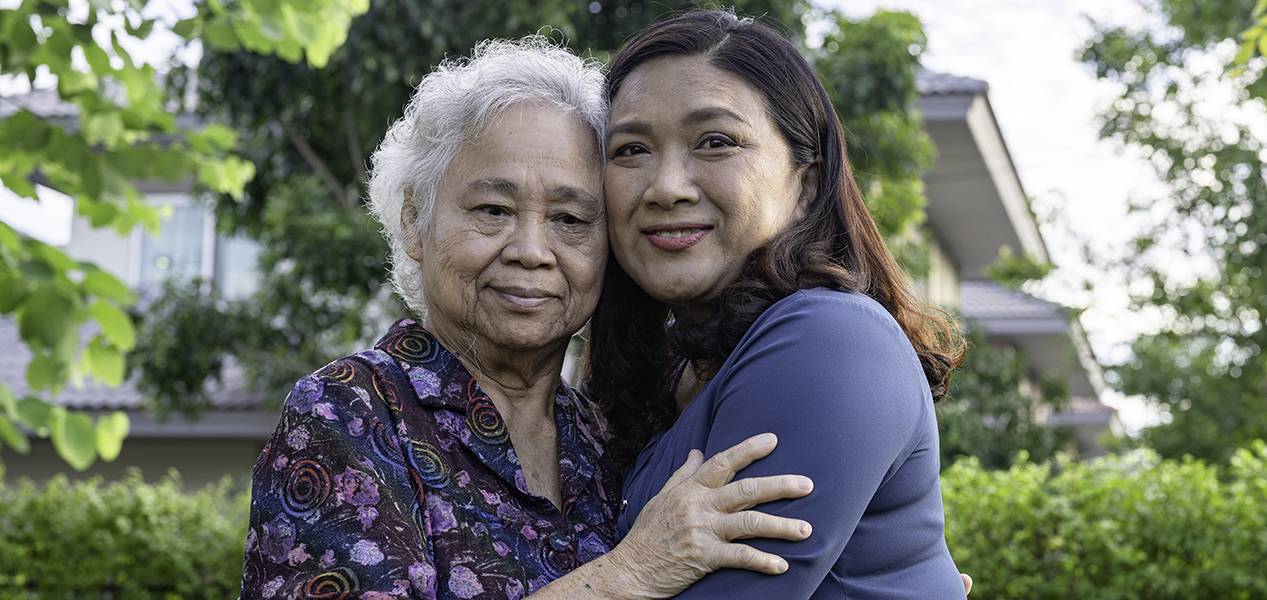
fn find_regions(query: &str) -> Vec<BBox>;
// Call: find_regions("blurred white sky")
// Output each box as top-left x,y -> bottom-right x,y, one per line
2,0 -> 1184,431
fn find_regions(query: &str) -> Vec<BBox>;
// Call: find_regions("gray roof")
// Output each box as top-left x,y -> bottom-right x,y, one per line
0,317 -> 263,412
916,70 -> 989,96
0,89 -> 79,120
960,279 -> 1066,322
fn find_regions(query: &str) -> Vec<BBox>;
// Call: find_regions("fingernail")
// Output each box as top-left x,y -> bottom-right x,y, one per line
777,559 -> 789,573
760,433 -> 776,446
798,477 -> 812,491
799,522 -> 812,536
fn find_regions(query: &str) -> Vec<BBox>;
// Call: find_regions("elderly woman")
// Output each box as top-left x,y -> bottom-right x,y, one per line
239,39 -> 812,600
588,11 -> 969,600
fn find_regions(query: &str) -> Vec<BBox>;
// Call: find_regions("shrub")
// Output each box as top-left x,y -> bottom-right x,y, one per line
942,441 -> 1267,600
3,444 -> 1266,599
0,470 -> 248,600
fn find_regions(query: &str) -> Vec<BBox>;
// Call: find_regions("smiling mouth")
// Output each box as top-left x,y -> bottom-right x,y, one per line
492,287 -> 554,309
643,225 -> 712,251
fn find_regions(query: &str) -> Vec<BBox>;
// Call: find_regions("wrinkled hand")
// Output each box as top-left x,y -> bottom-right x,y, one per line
606,433 -> 813,599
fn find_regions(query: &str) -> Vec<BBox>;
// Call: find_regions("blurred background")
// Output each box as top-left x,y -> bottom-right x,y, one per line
2,0 -> 1265,597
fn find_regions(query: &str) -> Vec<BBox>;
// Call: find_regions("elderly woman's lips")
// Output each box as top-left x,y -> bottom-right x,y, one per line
643,225 -> 712,251
492,287 -> 554,309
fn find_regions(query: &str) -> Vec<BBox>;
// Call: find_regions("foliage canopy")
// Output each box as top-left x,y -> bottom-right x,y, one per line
1082,0 -> 1267,463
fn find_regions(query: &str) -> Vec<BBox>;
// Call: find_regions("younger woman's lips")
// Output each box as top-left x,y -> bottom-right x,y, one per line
643,227 -> 712,251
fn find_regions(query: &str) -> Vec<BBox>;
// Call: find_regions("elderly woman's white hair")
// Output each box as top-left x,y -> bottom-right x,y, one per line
367,36 -> 607,315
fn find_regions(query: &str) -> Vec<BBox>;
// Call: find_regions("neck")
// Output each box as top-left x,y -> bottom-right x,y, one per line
424,314 -> 567,418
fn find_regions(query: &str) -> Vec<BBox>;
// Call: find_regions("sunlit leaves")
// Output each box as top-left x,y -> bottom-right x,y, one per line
1084,0 -> 1267,463
94,411 -> 129,462
49,409 -> 96,471
173,0 -> 370,68
1,0 -> 364,475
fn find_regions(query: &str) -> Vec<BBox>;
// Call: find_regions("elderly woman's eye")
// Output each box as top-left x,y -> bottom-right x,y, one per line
480,205 -> 509,217
556,213 -> 583,226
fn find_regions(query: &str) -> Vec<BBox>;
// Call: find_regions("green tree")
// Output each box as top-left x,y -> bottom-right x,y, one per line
0,0 -> 368,473
1082,0 -> 1267,463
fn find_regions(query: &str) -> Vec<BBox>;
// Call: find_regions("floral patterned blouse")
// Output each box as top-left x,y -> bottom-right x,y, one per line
240,319 -> 622,600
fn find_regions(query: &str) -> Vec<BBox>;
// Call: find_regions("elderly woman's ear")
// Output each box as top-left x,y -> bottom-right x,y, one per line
400,190 -> 427,264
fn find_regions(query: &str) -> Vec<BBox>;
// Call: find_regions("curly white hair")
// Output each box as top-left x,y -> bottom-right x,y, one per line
366,36 -> 607,316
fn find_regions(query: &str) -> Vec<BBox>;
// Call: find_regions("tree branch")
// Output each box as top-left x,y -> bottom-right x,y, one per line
345,106 -> 368,198
279,117 -> 349,204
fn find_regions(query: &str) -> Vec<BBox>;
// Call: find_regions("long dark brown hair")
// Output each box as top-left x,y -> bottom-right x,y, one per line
584,10 -> 964,468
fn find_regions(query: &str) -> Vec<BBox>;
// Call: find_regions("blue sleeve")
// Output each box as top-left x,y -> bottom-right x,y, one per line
675,291 -> 932,599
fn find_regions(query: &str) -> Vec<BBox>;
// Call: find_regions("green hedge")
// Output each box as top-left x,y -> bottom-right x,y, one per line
0,470 -> 248,600
943,442 -> 1267,600
3,445 -> 1266,599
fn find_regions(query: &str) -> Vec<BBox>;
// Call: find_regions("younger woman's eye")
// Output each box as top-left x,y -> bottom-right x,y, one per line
701,135 -> 735,149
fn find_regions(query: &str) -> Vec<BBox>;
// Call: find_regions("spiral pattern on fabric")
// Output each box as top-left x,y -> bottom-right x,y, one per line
301,567 -> 359,600
283,459 -> 332,516
370,419 -> 405,466
381,328 -> 439,363
372,369 -> 402,412
317,360 -> 357,383
540,532 -> 578,578
409,439 -> 449,487
468,398 -> 509,444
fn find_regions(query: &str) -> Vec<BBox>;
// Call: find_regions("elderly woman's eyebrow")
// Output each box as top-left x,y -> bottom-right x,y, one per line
469,178 -> 519,197
469,178 -> 597,205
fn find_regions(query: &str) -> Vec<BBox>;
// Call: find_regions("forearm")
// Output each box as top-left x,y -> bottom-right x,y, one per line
527,545 -> 648,600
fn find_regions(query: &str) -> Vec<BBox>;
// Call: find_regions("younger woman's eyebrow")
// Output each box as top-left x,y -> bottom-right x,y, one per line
682,107 -> 746,127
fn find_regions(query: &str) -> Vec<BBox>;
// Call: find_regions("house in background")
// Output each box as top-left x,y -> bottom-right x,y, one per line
0,71 -> 1119,487
917,71 -> 1121,455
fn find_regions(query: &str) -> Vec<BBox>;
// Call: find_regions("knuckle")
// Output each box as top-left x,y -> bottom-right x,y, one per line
739,510 -> 764,535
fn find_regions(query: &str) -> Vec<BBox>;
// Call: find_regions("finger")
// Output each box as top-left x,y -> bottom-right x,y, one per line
709,542 -> 790,575
717,510 -> 812,542
711,474 -> 813,511
962,573 -> 972,596
661,449 -> 705,492
690,433 -> 778,488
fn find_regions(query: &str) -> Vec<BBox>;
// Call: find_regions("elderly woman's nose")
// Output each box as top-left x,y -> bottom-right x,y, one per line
501,219 -> 556,269
644,155 -> 699,209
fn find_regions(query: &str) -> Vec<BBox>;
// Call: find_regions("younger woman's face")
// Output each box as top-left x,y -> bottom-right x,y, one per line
604,55 -> 812,319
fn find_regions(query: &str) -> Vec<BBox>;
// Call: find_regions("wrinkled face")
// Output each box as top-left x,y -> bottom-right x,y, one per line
604,55 -> 812,318
408,103 -> 606,353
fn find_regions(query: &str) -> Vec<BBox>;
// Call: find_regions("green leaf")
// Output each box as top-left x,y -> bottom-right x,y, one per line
95,411 -> 129,462
91,300 -> 136,351
126,18 -> 155,39
50,410 -> 96,471
15,396 -> 54,430
26,353 -> 67,393
18,285 -> 77,350
203,21 -> 241,51
83,337 -> 126,386
0,270 -> 32,313
172,17 -> 202,39
0,385 -> 17,417
18,259 -> 55,281
81,271 -> 136,304
0,414 -> 31,454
